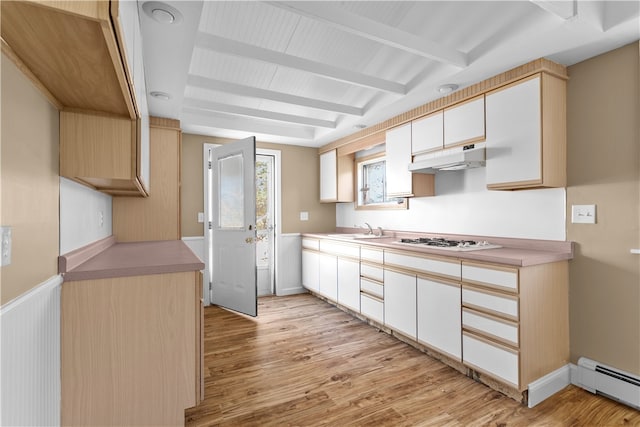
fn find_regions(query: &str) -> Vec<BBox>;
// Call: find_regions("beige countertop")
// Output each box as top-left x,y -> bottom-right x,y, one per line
302,232 -> 573,267
59,236 -> 204,281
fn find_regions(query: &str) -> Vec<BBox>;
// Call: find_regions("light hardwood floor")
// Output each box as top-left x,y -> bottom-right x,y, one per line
186,294 -> 639,426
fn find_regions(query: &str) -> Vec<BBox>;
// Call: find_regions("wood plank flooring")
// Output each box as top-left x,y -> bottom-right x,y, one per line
185,294 -> 639,426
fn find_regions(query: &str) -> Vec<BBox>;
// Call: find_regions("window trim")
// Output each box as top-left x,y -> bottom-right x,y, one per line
355,152 -> 408,211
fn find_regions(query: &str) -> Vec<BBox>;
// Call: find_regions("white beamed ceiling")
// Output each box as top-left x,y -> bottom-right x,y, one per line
139,0 -> 640,147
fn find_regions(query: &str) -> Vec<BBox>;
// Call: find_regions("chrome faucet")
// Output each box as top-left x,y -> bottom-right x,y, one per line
364,222 -> 373,235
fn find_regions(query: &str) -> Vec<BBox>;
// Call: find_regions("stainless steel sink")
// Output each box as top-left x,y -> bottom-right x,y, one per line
327,233 -> 386,240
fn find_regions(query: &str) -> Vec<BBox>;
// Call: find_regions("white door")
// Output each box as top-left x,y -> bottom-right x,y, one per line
209,136 -> 257,316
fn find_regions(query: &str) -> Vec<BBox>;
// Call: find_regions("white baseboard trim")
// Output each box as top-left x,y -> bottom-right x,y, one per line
276,286 -> 307,296
527,364 -> 571,408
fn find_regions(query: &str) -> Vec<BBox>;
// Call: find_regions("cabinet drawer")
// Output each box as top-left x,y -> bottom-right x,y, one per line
361,263 -> 384,282
302,238 -> 320,250
462,262 -> 518,293
462,287 -> 518,320
360,278 -> 383,299
361,293 -> 384,324
463,308 -> 518,347
463,332 -> 519,387
361,247 -> 383,263
385,251 -> 461,280
321,240 -> 360,258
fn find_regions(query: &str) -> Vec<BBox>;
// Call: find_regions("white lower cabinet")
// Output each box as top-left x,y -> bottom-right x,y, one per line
417,277 -> 461,360
301,250 -> 319,293
463,332 -> 519,387
384,269 -> 417,339
318,253 -> 338,301
337,258 -> 360,312
360,293 -> 384,324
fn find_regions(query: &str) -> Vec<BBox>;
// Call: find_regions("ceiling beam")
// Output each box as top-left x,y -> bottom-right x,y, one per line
183,97 -> 337,128
196,32 -> 406,95
266,1 -> 468,68
187,75 -> 364,116
530,0 -> 577,20
182,108 -> 315,140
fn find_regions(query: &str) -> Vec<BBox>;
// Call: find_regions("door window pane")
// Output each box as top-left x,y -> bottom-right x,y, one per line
218,153 -> 244,229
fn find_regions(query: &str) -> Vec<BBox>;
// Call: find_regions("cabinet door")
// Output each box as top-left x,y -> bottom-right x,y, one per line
320,150 -> 338,201
319,253 -> 338,301
337,258 -> 360,312
384,269 -> 417,339
302,250 -> 319,292
485,76 -> 541,187
444,95 -> 485,148
386,123 -> 413,197
412,111 -> 443,154
417,277 -> 461,360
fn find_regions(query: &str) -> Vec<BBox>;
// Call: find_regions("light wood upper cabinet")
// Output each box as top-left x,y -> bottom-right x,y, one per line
386,123 -> 435,198
320,149 -> 354,202
1,0 -> 135,117
444,95 -> 485,148
60,111 -> 148,196
2,0 -> 151,196
411,111 -> 444,155
485,74 -> 566,190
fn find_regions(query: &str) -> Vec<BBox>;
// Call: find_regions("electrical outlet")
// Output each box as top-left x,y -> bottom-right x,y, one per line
99,211 -> 104,228
1,226 -> 12,267
572,204 -> 596,224
300,211 -> 309,221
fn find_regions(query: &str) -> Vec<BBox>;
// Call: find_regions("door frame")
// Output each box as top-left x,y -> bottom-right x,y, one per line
203,144 -> 281,306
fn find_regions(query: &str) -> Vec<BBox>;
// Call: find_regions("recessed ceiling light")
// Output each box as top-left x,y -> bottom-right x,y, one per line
150,91 -> 171,100
354,124 -> 367,129
142,1 -> 183,25
437,84 -> 459,94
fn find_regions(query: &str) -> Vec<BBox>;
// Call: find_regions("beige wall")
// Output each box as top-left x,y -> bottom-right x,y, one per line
1,55 -> 60,305
181,133 -> 336,236
566,42 -> 640,374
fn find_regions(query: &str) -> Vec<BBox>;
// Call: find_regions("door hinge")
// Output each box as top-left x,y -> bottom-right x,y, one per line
208,161 -> 212,170
208,221 -> 213,230
209,281 -> 212,291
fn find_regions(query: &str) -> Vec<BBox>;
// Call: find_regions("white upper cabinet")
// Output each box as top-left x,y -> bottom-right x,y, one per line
485,74 -> 566,190
319,149 -> 354,202
444,95 -> 485,148
320,150 -> 338,201
411,111 -> 444,155
386,123 -> 413,197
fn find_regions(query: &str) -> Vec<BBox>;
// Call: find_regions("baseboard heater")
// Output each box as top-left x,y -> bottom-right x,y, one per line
575,357 -> 640,410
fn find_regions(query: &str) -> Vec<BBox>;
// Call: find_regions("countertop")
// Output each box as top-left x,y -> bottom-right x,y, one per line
59,236 -> 205,281
302,232 -> 573,267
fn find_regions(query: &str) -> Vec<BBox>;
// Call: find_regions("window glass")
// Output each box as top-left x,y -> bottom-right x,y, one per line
356,149 -> 407,210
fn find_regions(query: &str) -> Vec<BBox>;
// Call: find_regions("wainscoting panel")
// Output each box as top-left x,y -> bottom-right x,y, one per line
1,275 -> 62,426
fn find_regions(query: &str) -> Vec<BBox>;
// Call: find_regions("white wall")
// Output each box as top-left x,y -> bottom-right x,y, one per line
59,177 -> 112,254
337,167 -> 566,241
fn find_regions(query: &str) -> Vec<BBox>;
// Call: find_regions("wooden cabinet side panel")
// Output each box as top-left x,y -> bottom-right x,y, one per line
60,111 -> 134,180
519,261 -> 569,387
113,126 -> 181,241
319,150 -> 338,202
541,73 -> 567,188
61,272 -> 197,426
337,153 -> 355,202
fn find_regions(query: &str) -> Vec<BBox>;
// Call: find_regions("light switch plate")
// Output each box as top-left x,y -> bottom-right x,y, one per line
197,212 -> 205,223
300,211 -> 309,221
572,204 -> 596,224
1,226 -> 12,266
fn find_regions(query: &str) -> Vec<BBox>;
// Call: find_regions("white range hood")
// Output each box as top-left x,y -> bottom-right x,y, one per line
409,143 -> 486,173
